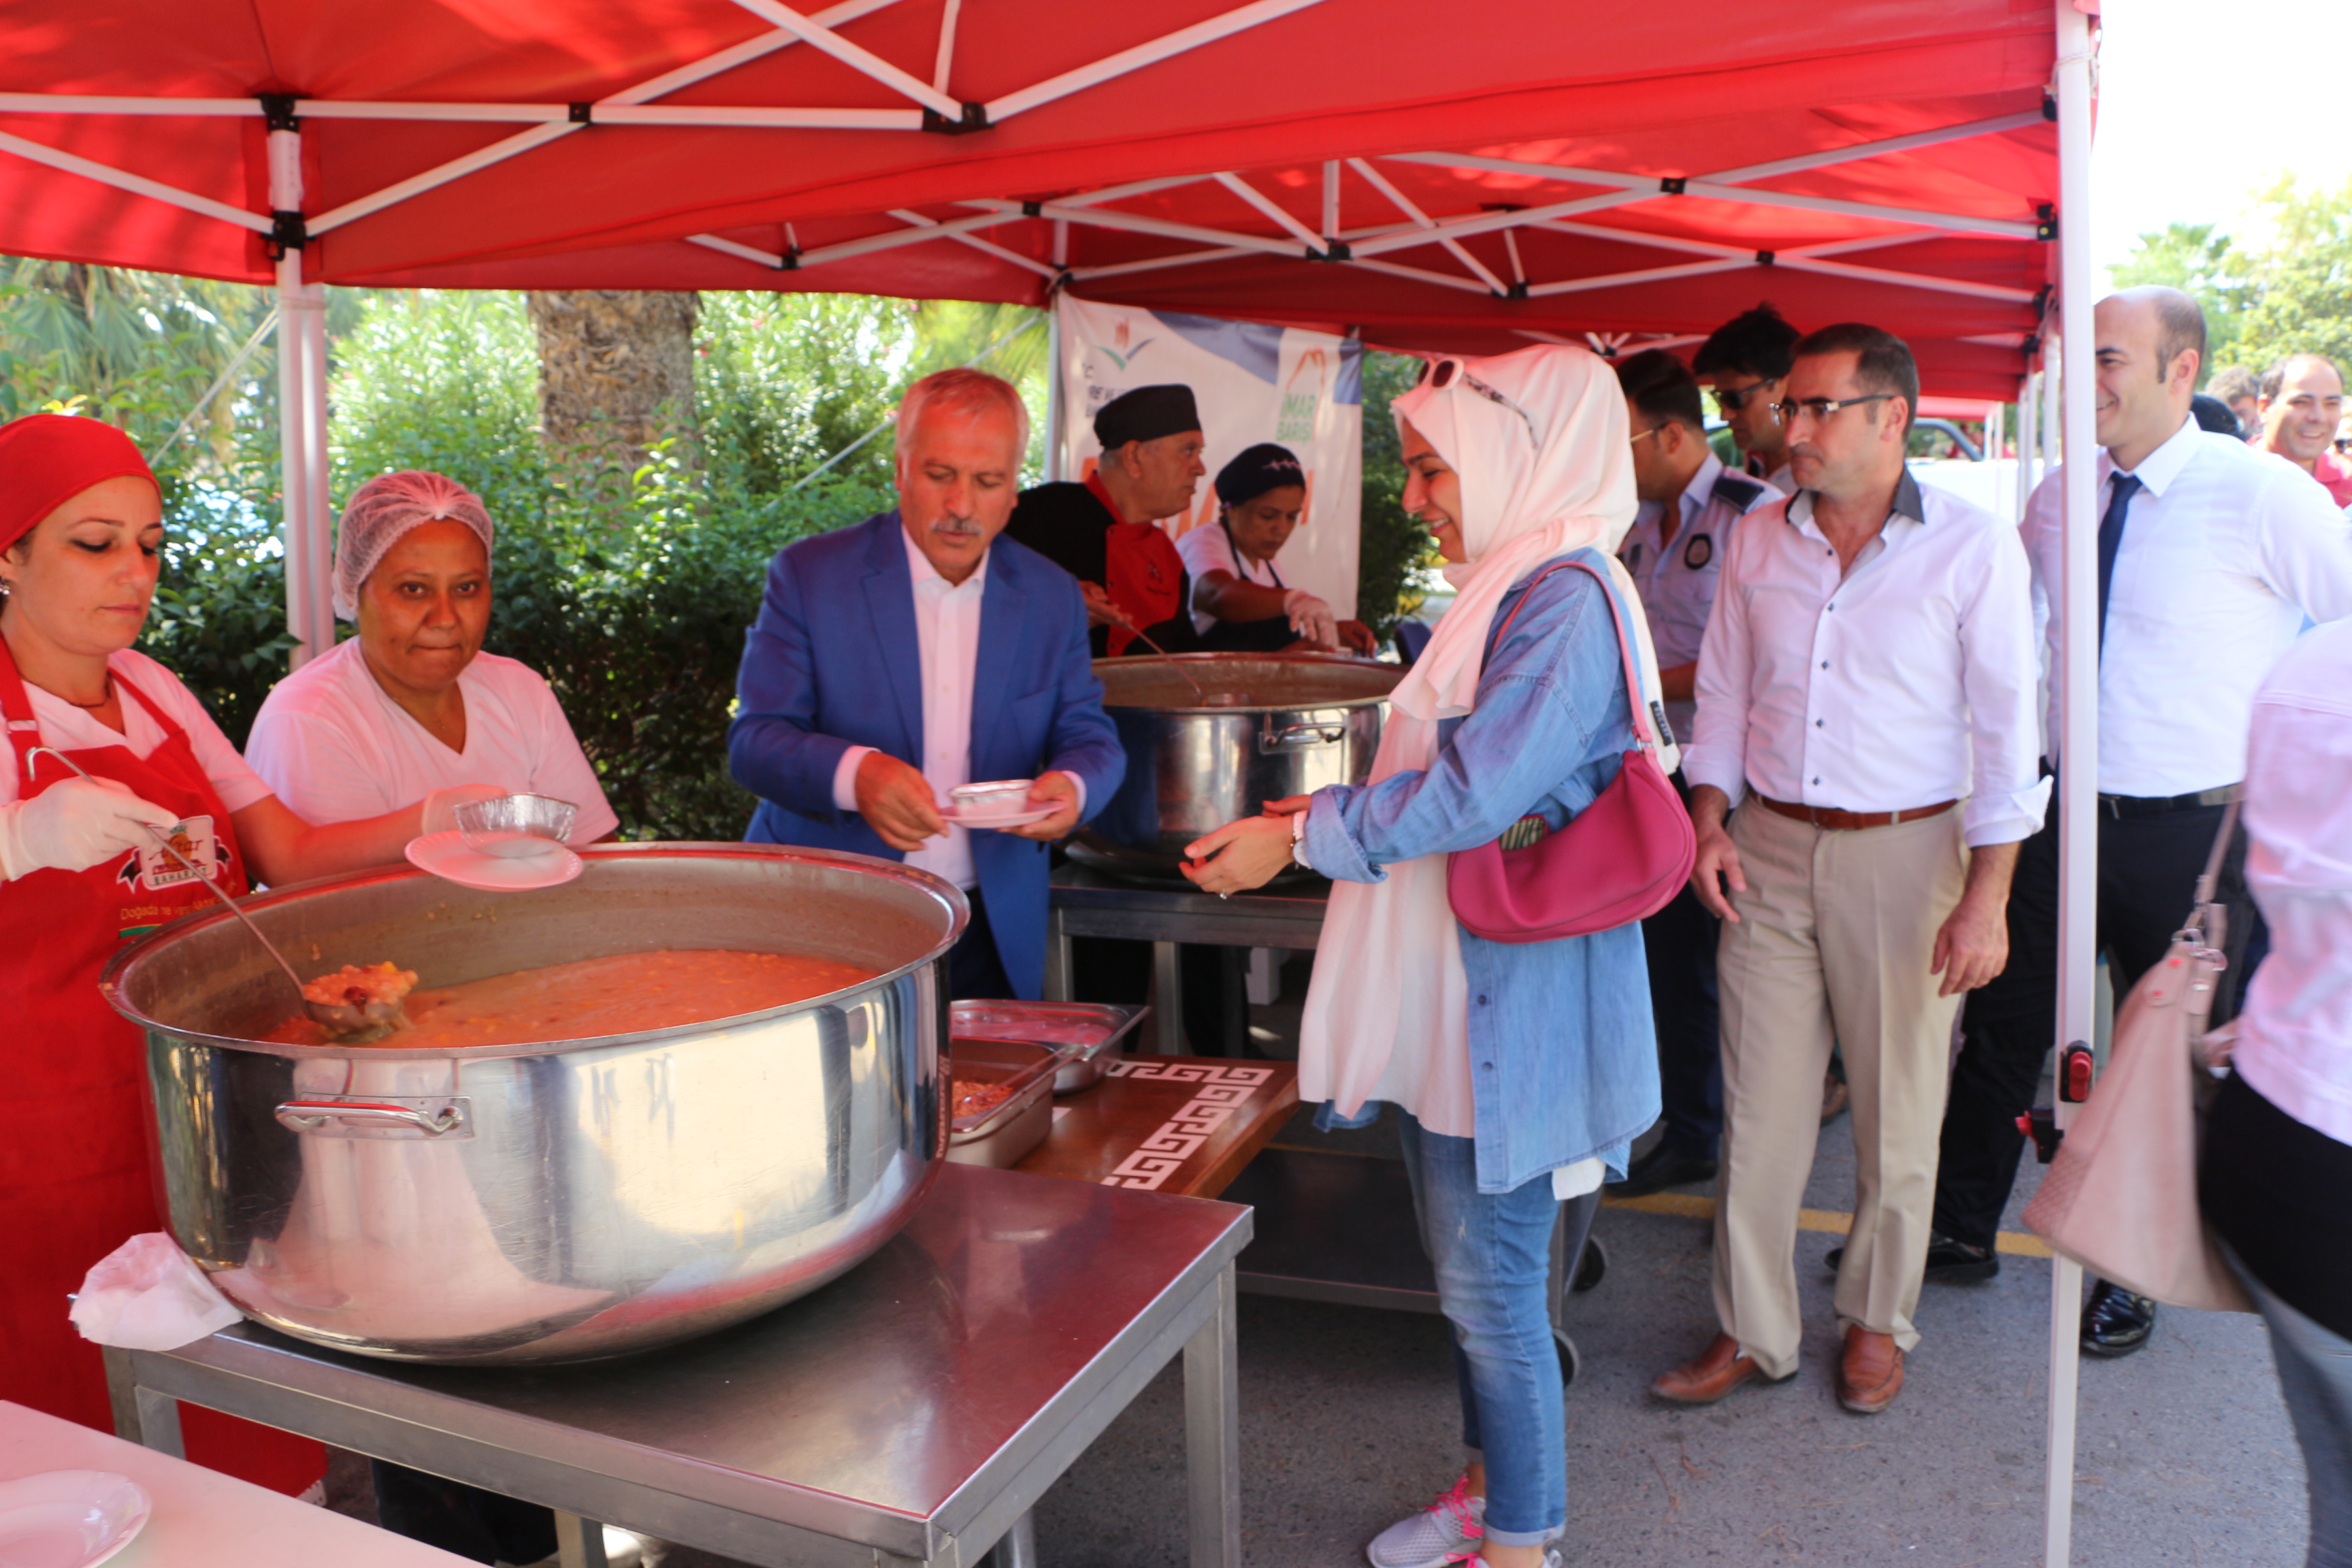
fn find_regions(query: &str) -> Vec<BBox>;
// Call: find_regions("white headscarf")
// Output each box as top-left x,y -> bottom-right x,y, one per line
1297,344 -> 1671,1130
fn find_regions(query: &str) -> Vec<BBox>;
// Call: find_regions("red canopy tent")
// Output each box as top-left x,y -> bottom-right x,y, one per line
0,4 -> 2112,1561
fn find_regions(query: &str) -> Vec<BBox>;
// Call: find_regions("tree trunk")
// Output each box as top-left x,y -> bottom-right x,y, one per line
525,291 -> 699,495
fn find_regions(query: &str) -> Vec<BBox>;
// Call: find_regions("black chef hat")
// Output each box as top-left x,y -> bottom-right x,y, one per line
1213,442 -> 1306,507
1094,384 -> 1201,449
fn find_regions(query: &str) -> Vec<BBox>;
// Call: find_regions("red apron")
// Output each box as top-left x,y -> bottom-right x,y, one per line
0,640 -> 323,1492
1085,472 -> 1185,655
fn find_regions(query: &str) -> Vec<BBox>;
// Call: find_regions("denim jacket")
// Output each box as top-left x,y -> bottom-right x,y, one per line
1303,549 -> 1662,1194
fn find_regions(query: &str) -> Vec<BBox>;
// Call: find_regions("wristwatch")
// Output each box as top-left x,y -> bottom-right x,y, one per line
1288,807 -> 1311,869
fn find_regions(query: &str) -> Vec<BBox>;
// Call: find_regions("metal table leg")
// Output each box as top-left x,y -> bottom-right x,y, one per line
102,1348 -> 185,1458
991,1510 -> 1039,1568
1181,1263 -> 1240,1568
1152,941 -> 1183,1055
1045,915 -> 1073,1002
554,1512 -> 610,1568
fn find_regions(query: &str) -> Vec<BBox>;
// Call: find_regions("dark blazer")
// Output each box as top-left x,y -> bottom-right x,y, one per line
728,511 -> 1124,998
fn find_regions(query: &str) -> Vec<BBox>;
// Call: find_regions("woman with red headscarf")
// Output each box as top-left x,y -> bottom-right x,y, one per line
0,413 -> 489,1491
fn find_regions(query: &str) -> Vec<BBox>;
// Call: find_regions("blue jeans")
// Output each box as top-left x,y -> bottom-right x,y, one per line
1398,1113 -> 1599,1548
2226,1242 -> 2352,1568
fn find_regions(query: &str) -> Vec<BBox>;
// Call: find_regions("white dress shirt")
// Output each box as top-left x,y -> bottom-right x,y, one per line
2233,618 -> 2352,1145
1618,451 -> 1777,743
1686,472 -> 2049,847
830,529 -> 990,889
2022,416 -> 2352,796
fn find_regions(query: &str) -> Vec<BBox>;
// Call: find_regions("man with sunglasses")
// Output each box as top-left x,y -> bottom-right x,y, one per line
1693,304 -> 1804,495
1605,348 -> 1778,1200
1653,323 -> 2044,1416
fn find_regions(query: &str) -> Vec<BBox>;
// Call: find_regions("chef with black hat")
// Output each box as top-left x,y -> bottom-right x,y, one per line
1177,442 -> 1375,654
1007,383 -> 1208,657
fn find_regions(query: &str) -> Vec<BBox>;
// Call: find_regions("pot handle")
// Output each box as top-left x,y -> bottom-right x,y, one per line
1258,714 -> 1348,753
276,1098 -> 466,1137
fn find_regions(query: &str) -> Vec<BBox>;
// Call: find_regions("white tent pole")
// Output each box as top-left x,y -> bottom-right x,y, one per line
2014,368 -> 2038,521
1044,297 -> 1066,483
269,125 -> 333,671
2044,4 -> 2100,1565
1986,399 -> 2007,518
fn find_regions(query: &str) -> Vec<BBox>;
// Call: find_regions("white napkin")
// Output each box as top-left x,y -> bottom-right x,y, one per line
69,1232 -> 243,1350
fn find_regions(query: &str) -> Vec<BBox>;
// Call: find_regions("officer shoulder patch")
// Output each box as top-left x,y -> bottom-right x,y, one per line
1682,532 -> 1714,570
1712,472 -> 1768,512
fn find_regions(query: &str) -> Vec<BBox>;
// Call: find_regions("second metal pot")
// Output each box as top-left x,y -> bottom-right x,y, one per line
1076,653 -> 1401,877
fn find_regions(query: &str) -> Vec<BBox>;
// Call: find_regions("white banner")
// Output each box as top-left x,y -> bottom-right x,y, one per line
1053,295 -> 1362,617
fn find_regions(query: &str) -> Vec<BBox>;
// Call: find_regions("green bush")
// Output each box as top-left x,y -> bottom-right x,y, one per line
1356,350 -> 1437,636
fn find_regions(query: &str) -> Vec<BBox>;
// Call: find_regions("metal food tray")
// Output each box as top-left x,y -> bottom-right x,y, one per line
944,1039 -> 1059,1168
948,1000 -> 1149,1094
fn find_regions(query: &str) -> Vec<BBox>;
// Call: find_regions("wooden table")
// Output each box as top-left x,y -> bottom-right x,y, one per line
1017,1056 -> 1298,1200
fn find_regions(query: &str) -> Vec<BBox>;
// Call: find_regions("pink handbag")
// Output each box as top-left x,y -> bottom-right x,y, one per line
2020,802 -> 2255,1313
1446,556 -> 1696,944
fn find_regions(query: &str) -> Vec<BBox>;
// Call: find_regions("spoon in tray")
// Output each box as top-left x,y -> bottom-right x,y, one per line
29,747 -> 415,1041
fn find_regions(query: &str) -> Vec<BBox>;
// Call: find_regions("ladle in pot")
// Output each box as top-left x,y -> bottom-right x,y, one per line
1116,622 -> 1210,702
28,747 -> 404,1039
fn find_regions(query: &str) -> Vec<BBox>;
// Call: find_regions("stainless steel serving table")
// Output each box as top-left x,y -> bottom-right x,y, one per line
103,1162 -> 1250,1568
1044,862 -> 1330,1054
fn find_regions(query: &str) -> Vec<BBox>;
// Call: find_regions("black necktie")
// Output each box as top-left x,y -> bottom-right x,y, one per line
2095,473 -> 2141,656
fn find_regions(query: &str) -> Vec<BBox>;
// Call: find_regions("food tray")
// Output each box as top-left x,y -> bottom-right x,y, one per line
948,1001 -> 1149,1094
944,1039 -> 1059,1168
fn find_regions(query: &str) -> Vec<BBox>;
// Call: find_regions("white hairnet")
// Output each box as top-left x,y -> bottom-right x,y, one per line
331,470 -> 495,621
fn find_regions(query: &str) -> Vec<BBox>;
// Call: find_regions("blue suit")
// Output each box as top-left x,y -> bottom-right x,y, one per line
728,512 -> 1124,999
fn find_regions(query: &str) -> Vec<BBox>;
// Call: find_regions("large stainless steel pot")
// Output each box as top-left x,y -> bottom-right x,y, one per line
1077,653 -> 1402,877
100,843 -> 964,1365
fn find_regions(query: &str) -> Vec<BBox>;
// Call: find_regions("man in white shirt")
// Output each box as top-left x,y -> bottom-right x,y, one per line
729,369 -> 1124,1000
1606,348 -> 1778,1199
1651,323 -> 2046,1417
1693,303 -> 1803,494
1931,287 -> 2352,1358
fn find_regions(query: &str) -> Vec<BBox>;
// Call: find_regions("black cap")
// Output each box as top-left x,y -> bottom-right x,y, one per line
2189,392 -> 2242,439
1213,442 -> 1305,506
1094,384 -> 1201,449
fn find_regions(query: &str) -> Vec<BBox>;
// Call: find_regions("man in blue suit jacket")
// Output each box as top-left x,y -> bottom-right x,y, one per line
729,369 -> 1123,1000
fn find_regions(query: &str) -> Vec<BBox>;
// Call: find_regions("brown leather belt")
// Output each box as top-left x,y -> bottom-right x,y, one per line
1754,794 -> 1958,832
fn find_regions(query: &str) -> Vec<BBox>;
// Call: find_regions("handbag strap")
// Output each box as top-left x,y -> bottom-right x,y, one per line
1485,553 -> 1671,753
2192,796 -> 2242,909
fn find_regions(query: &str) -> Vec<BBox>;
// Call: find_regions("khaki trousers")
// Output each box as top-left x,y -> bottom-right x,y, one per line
1710,800 -> 1968,1377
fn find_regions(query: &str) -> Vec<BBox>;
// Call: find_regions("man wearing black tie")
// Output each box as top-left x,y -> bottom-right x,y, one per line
1925,287 -> 2352,1356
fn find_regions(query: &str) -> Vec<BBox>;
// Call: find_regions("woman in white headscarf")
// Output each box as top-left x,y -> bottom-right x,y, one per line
1183,345 -> 1665,1568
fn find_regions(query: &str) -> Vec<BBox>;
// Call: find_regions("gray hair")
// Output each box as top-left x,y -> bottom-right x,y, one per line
894,368 -> 1030,464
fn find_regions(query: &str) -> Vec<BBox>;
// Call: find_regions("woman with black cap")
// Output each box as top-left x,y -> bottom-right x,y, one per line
0,412 -> 492,1498
1179,441 -> 1376,654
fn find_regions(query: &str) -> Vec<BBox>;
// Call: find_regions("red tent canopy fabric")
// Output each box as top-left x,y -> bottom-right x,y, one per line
0,0 -> 2056,396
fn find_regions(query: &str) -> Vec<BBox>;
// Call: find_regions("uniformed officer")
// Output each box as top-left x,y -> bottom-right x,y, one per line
1693,303 -> 1803,495
1606,348 -> 1778,1197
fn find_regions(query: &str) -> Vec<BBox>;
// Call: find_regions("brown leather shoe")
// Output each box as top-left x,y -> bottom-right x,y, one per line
1650,1333 -> 1779,1405
1835,1326 -> 1905,1414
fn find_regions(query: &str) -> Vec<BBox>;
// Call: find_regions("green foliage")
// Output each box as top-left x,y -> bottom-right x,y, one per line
2114,180 -> 2352,387
1356,350 -> 1437,636
2112,220 -> 2244,373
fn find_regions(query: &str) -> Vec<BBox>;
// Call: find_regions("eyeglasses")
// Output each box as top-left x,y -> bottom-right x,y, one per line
1710,380 -> 1773,414
1418,357 -> 1541,448
1769,393 -> 1895,425
1629,425 -> 1666,446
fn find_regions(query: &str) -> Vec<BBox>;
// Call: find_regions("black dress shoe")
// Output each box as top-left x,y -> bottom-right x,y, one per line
1825,1232 -> 2001,1284
1607,1143 -> 1718,1198
2082,1279 -> 2158,1357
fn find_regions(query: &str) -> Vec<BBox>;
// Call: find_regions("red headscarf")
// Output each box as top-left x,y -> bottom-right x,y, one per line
0,414 -> 159,554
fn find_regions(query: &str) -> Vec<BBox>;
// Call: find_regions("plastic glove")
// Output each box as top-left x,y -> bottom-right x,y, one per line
419,783 -> 506,836
1283,589 -> 1339,649
69,1232 -> 243,1351
0,775 -> 177,881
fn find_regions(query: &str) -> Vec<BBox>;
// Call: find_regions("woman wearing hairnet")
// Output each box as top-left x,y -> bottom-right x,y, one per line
246,471 -> 617,846
0,416 -> 491,1498
1175,442 -> 1377,654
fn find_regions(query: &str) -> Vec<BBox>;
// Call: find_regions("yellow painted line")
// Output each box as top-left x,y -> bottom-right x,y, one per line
1602,1190 -> 2054,1259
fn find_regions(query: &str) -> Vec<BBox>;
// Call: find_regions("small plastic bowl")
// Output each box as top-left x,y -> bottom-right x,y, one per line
950,779 -> 1035,813
454,793 -> 579,858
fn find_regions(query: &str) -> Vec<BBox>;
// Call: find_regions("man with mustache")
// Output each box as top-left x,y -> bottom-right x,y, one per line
729,368 -> 1123,1000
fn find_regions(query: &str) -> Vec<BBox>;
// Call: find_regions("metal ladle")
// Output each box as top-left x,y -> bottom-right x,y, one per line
1106,610 -> 1209,702
28,747 -> 404,1039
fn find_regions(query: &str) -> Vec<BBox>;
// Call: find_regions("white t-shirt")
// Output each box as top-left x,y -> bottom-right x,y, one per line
244,638 -> 618,844
1175,522 -> 1283,636
1,649 -> 269,812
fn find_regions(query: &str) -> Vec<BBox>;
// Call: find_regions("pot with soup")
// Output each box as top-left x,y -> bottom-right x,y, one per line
100,843 -> 964,1365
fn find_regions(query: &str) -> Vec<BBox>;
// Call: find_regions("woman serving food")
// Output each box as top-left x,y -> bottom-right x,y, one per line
1181,347 -> 1663,1568
245,470 -> 617,846
1175,442 -> 1375,653
0,414 -> 491,1492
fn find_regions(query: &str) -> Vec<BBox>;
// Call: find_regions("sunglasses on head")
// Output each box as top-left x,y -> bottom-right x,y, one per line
1416,357 -> 1540,448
